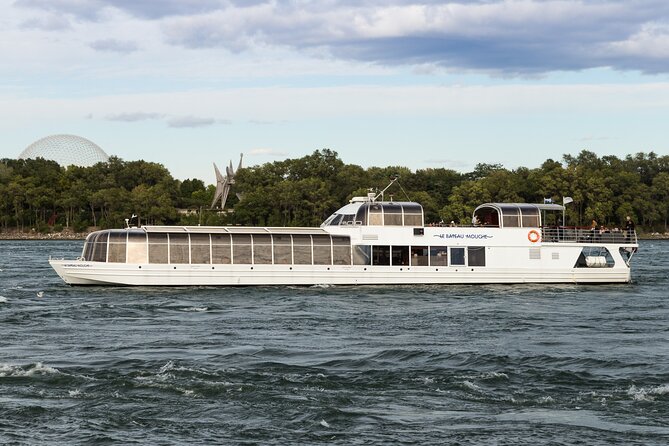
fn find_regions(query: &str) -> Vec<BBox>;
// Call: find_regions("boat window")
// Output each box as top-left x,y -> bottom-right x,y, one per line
355,204 -> 369,226
403,204 -> 424,227
518,205 -> 540,228
293,235 -> 312,265
476,207 -> 500,227
384,204 -> 403,226
252,234 -> 272,264
147,233 -> 168,264
329,214 -> 343,226
332,236 -> 351,265
232,234 -> 252,264
372,245 -> 390,265
369,204 -> 383,226
126,231 -> 147,264
450,247 -> 465,266
341,214 -> 356,225
82,233 -> 95,261
430,246 -> 448,266
169,233 -> 189,264
211,234 -> 231,264
392,246 -> 410,266
273,234 -> 292,265
108,231 -> 127,263
312,234 -> 332,265
353,245 -> 371,265
411,246 -> 428,266
468,246 -> 486,267
500,206 -> 520,228
190,233 -> 211,264
89,231 -> 108,262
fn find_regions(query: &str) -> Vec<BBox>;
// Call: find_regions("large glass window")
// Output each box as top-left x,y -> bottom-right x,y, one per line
501,206 -> 520,228
169,233 -> 189,264
332,236 -> 351,265
355,204 -> 369,226
148,233 -> 168,264
212,234 -> 232,264
369,204 -> 383,226
519,205 -> 540,228
430,247 -> 448,266
127,231 -> 147,264
273,235 -> 292,264
372,245 -> 390,265
411,246 -> 428,266
293,235 -> 312,265
392,246 -> 410,266
190,233 -> 211,264
450,247 -> 465,266
403,204 -> 423,226
89,231 -> 108,262
468,246 -> 486,266
108,231 -> 127,263
384,204 -> 402,226
312,234 -> 332,265
253,234 -> 272,264
232,234 -> 252,264
353,245 -> 371,265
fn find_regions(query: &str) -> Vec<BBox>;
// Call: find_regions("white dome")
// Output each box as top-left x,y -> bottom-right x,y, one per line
19,134 -> 109,167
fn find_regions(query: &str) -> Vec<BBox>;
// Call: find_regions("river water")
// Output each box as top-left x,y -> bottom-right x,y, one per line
0,240 -> 667,445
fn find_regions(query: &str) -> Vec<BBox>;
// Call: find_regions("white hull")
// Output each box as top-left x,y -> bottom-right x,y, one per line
50,259 -> 631,286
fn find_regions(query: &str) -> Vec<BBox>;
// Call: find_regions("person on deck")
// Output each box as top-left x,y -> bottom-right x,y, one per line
625,216 -> 636,239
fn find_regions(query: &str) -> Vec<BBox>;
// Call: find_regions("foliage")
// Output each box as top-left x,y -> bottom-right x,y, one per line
1,149 -> 668,233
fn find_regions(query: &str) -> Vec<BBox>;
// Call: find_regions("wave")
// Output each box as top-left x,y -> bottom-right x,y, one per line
0,362 -> 60,378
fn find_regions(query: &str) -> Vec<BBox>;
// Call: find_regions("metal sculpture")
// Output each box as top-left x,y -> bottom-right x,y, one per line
211,153 -> 243,210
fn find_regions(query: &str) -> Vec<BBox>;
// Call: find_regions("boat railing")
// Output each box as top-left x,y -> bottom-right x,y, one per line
541,227 -> 637,244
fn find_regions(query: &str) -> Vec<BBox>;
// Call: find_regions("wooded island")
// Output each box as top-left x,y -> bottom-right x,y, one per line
1,149 -> 668,236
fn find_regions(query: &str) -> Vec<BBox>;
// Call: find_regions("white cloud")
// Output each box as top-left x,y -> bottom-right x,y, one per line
167,116 -> 217,128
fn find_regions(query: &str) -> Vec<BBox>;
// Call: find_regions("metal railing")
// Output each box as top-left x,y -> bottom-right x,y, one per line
541,227 -> 637,244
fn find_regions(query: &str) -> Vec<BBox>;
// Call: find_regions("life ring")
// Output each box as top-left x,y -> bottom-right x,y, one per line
527,230 -> 541,243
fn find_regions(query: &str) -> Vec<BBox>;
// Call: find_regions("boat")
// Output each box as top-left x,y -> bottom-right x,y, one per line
49,180 -> 638,286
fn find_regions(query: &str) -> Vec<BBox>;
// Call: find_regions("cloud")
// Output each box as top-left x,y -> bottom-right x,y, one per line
167,116 -> 217,128
89,39 -> 139,53
20,13 -> 71,31
158,0 -> 669,75
12,0 -> 669,74
106,112 -> 164,122
14,0 -> 106,21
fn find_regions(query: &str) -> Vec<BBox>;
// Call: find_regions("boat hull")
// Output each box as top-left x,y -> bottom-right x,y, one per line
49,259 -> 631,286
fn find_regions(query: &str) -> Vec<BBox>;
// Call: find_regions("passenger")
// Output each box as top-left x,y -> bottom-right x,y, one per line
625,216 -> 635,238
449,221 -> 456,227
472,215 -> 480,226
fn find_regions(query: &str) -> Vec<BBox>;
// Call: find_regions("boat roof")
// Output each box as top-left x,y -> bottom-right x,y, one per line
140,225 -> 329,235
475,203 -> 565,212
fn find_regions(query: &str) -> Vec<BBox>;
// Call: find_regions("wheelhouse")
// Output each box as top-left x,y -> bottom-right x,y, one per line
322,200 -> 424,227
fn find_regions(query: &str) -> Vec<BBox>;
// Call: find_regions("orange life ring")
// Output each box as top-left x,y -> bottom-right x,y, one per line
528,230 -> 541,243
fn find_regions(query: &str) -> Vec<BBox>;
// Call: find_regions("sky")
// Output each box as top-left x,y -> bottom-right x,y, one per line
1,0 -> 669,182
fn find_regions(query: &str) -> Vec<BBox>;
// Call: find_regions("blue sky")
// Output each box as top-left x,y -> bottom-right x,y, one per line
2,0 -> 668,181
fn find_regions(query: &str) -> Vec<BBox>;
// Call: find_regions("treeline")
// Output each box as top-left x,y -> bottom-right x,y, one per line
1,149 -> 668,233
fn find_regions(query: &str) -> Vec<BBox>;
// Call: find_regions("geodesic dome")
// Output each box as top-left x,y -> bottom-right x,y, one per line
19,134 -> 109,167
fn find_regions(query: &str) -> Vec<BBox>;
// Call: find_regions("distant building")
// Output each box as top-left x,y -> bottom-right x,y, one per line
18,134 -> 109,167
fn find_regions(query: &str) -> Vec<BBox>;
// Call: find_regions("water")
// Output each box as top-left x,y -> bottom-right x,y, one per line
1,240 -> 667,445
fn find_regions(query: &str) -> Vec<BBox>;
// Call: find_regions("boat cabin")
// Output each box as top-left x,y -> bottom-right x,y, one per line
472,203 -> 564,228
322,200 -> 424,227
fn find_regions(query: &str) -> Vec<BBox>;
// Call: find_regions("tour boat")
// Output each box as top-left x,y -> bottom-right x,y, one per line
49,187 -> 638,286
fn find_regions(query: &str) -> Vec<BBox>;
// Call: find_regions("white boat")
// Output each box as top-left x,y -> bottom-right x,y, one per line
49,186 -> 638,286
